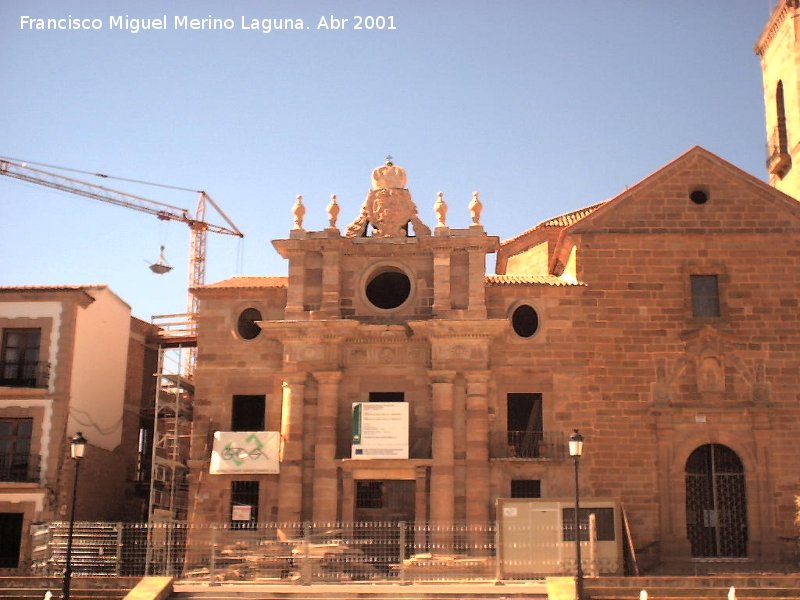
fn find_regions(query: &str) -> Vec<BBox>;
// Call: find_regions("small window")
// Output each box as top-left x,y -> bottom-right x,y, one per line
237,308 -> 262,340
356,480 -> 384,508
511,479 -> 541,498
230,481 -> 259,528
0,419 -> 33,482
231,395 -> 265,431
1,329 -> 42,387
690,275 -> 720,318
369,392 -> 404,403
511,305 -> 539,338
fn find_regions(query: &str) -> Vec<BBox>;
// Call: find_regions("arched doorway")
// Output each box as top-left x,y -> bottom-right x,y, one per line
685,444 -> 748,557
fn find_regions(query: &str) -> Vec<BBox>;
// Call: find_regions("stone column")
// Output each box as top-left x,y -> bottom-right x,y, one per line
432,250 -> 451,317
320,248 -> 341,318
467,248 -> 487,318
464,371 -> 491,529
285,250 -> 306,320
312,371 -> 342,523
415,465 -> 430,550
429,371 -> 456,525
341,470 -> 355,523
277,373 -> 306,523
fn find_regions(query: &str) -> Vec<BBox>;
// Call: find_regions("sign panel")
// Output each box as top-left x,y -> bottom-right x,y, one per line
351,402 -> 408,459
210,431 -> 280,474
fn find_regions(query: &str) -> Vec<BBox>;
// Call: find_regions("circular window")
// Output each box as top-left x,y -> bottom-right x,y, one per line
511,304 -> 539,338
365,268 -> 411,310
237,308 -> 262,340
689,189 -> 709,205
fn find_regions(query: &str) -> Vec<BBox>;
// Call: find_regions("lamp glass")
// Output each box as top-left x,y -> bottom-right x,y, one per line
70,432 -> 87,460
568,429 -> 584,457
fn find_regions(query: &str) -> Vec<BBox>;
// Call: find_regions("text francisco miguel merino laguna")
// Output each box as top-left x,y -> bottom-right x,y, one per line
19,14 -> 397,33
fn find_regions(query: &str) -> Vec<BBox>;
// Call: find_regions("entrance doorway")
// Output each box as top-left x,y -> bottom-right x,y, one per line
0,513 -> 23,568
354,480 -> 415,523
685,444 -> 747,557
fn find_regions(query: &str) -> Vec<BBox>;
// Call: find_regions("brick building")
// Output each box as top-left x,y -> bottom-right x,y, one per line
187,144 -> 800,565
0,285 -> 157,570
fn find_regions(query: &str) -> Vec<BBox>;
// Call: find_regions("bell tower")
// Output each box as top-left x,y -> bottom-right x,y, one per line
755,0 -> 800,200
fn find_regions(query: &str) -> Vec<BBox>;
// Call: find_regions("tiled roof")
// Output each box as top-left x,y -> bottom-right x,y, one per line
200,276 -> 287,290
0,284 -> 107,293
485,274 -> 585,287
501,201 -> 607,246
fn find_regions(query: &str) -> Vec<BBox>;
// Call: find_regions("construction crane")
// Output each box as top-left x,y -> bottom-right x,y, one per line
0,157 -> 244,318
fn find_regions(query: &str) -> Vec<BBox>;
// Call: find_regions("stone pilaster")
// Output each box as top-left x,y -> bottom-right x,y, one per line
277,373 -> 306,523
415,465 -> 430,548
467,247 -> 487,318
285,250 -> 306,320
320,248 -> 341,318
312,371 -> 342,523
432,250 -> 451,317
465,371 -> 491,526
429,370 -> 456,525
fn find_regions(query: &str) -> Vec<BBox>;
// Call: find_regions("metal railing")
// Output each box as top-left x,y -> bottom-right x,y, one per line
0,361 -> 49,388
0,452 -> 40,482
492,430 -> 565,460
31,520 -> 621,583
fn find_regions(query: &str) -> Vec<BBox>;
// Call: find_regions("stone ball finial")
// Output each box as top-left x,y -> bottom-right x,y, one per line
469,191 -> 483,226
292,194 -> 306,230
434,191 -> 448,227
327,194 -> 340,228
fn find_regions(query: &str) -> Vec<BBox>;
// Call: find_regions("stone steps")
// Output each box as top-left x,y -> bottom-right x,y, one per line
585,575 -> 800,600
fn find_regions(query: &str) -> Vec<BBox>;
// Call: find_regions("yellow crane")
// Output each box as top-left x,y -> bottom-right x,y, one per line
0,157 -> 244,318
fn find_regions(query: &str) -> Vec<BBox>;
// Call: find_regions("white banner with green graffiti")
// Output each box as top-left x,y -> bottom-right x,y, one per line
210,431 -> 280,474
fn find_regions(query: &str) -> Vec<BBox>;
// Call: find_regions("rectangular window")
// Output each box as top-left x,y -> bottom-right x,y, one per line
0,419 -> 33,482
355,480 -> 384,508
231,395 -> 265,431
691,275 -> 720,318
230,481 -> 259,528
1,329 -> 42,387
369,392 -> 404,403
507,393 -> 543,458
562,507 -> 615,542
511,479 -> 541,498
0,513 -> 24,568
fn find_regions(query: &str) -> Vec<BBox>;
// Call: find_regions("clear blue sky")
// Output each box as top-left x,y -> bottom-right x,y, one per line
0,1 -> 777,320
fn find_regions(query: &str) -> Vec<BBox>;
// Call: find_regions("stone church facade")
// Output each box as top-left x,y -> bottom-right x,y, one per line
186,0 -> 800,565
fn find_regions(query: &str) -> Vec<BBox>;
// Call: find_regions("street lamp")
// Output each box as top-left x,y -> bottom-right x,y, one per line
63,432 -> 86,600
569,429 -> 584,600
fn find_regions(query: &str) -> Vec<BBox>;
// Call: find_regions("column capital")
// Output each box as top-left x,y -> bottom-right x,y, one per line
314,370 -> 343,385
428,369 -> 457,384
282,372 -> 308,387
464,370 -> 491,385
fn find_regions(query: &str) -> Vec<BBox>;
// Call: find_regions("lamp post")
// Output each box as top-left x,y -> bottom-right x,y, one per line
569,429 -> 584,600
63,432 -> 86,600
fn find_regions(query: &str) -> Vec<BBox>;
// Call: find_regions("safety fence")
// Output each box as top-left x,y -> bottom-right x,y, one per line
31,520 -> 622,583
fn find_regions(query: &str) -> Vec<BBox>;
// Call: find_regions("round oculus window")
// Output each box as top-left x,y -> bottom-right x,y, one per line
689,189 -> 709,205
237,308 -> 262,340
365,268 -> 411,310
511,304 -> 539,338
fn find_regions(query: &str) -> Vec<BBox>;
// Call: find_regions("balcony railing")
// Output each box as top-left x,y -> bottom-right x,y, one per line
0,361 -> 50,388
492,430 -> 565,461
0,453 -> 40,483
